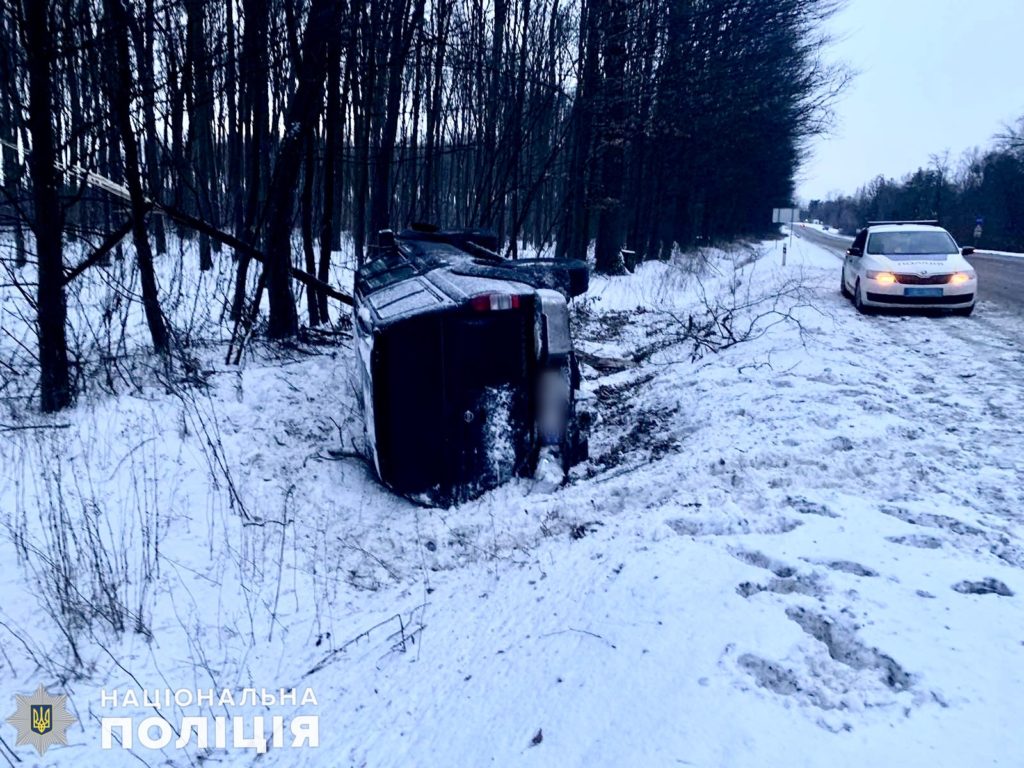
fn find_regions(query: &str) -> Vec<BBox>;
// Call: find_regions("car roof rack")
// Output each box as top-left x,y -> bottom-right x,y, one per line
866,220 -> 939,226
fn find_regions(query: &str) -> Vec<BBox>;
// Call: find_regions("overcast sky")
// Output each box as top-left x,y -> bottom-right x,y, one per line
796,0 -> 1024,202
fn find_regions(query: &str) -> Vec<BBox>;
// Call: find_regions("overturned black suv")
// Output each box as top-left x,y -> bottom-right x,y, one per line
354,226 -> 590,506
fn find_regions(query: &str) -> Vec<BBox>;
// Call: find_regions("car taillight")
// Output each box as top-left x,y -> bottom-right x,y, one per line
469,293 -> 522,312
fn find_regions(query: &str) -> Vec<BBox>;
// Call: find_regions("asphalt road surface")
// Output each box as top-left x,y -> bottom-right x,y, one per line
964,252 -> 1024,312
792,224 -> 1024,315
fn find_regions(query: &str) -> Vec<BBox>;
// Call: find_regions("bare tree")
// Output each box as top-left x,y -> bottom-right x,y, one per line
20,0 -> 72,411
102,0 -> 169,354
1,0 -> 849,377
592,0 -> 627,275
261,0 -> 344,339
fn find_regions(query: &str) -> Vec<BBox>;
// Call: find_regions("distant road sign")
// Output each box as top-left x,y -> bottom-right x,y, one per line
974,225 -> 983,240
976,216 -> 984,226
772,208 -> 801,224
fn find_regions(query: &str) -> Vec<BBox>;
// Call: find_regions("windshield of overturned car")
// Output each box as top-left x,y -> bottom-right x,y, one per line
867,231 -> 958,256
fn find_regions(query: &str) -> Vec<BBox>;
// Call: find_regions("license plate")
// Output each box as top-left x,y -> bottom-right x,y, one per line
904,287 -> 943,297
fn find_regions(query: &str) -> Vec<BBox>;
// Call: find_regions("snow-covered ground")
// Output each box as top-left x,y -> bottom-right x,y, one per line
2,232 -> 1023,767
978,249 -> 1024,259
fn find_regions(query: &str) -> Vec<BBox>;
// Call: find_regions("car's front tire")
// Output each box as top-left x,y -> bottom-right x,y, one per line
840,271 -> 852,299
853,279 -> 870,314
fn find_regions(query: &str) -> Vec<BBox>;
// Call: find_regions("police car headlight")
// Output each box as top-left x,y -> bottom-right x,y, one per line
866,271 -> 897,285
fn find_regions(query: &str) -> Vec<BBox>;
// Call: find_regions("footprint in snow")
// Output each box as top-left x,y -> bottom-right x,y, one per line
878,506 -> 985,537
786,606 -> 912,693
729,548 -> 796,578
952,578 -> 1014,597
806,559 -> 878,578
830,436 -> 854,452
737,573 -> 824,599
737,654 -> 808,699
665,518 -> 801,537
886,534 -> 943,550
786,496 -> 838,518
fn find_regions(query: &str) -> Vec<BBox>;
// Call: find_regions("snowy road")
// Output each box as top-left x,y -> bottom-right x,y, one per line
967,252 -> 1024,314
792,223 -> 853,256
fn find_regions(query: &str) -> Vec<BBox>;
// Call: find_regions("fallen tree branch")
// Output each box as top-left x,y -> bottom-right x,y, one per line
62,214 -> 137,285
0,141 -> 355,305
157,202 -> 354,306
576,349 -> 638,373
0,423 -> 71,432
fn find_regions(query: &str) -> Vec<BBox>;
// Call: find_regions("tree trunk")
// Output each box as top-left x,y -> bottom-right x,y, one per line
0,32 -> 27,268
231,0 -> 270,321
351,2 -> 373,263
133,0 -> 166,254
105,0 -> 170,354
187,0 -> 217,270
22,0 -> 72,412
557,0 -> 599,262
368,0 -> 425,239
593,0 -> 627,275
262,0 -> 343,339
477,0 -> 507,229
318,25 -> 342,322
226,0 -> 243,243
301,132 -> 320,326
421,0 -> 450,223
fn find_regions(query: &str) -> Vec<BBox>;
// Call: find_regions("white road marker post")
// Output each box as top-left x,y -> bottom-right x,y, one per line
787,217 -> 794,265
772,207 -> 800,266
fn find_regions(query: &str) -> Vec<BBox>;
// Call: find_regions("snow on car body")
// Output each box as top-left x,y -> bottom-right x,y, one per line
354,227 -> 589,506
841,221 -> 978,315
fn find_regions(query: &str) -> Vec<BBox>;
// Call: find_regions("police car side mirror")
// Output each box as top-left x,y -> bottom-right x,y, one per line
961,246 -> 975,256
847,246 -> 862,257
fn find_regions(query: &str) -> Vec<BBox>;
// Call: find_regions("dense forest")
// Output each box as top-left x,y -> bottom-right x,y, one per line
808,118 -> 1024,250
0,0 -> 844,411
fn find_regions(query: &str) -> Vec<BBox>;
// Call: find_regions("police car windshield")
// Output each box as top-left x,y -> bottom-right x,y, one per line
867,231 -> 957,255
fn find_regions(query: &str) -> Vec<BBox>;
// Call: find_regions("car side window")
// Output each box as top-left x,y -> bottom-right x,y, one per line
852,231 -> 867,252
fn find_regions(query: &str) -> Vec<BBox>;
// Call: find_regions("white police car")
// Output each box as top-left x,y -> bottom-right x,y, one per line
841,221 -> 977,316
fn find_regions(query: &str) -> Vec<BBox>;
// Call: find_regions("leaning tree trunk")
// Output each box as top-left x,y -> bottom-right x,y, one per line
105,0 -> 170,354
21,0 -> 72,411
